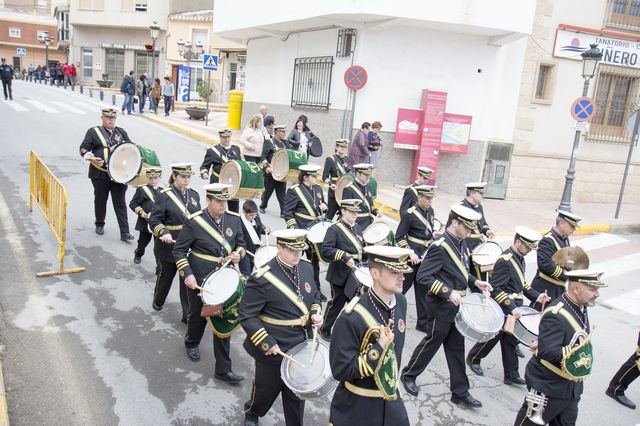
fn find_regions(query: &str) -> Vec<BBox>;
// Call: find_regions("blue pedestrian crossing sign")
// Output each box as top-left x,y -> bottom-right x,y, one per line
16,47 -> 26,57
202,54 -> 219,71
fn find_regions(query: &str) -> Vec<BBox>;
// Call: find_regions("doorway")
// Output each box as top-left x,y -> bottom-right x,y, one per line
482,142 -> 513,199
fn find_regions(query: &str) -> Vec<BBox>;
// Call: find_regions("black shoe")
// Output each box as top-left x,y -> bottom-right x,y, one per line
515,345 -> 525,358
9,96 -> 12,100
120,233 -> 135,242
155,266 -> 161,276
215,371 -> 244,385
152,302 -> 162,311
319,291 -> 328,302
280,213 -> 285,218
133,254 -> 142,264
504,376 -> 526,386
186,346 -> 200,362
401,375 -> 418,397
181,317 -> 187,324
466,357 -> 484,376
320,328 -> 331,341
259,208 -> 266,214
415,325 -> 428,333
244,417 -> 259,426
606,389 -> 636,409
95,226 -> 104,235
451,394 -> 483,408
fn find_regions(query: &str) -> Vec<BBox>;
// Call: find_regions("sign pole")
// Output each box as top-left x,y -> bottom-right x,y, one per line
205,71 -> 211,127
615,109 -> 640,219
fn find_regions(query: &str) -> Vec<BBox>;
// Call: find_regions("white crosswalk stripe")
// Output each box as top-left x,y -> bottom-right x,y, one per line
24,99 -> 59,113
73,101 -> 102,112
2,100 -> 29,111
51,101 -> 87,114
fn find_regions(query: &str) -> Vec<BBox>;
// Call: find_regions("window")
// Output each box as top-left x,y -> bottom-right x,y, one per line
9,28 -> 21,38
79,0 -> 104,10
82,48 -> 93,79
135,1 -> 147,12
607,0 -> 640,30
533,63 -> 555,103
121,0 -> 133,11
291,56 -> 334,110
105,49 -> 125,82
336,29 -> 356,58
192,29 -> 209,52
135,51 -> 158,77
37,30 -> 48,40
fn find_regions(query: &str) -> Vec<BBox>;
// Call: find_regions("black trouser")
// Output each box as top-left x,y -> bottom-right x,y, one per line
468,330 -> 520,379
135,230 -> 153,257
244,358 -> 304,426
402,264 -> 429,331
514,393 -> 579,425
153,259 -> 189,321
91,178 -> 130,233
2,79 -> 12,99
227,199 -> 239,213
322,283 -> 347,335
307,247 -> 321,293
607,347 -> 640,396
184,286 -> 232,375
402,317 -> 470,397
260,173 -> 286,214
326,192 -> 339,221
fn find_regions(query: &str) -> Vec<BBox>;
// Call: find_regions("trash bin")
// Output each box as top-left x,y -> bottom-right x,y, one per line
227,90 -> 244,130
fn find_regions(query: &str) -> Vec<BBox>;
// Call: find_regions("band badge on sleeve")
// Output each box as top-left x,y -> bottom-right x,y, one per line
226,227 -> 233,237
304,282 -> 312,293
397,319 -> 405,333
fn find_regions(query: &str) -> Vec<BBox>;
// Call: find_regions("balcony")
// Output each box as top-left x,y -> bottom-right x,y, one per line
605,0 -> 640,32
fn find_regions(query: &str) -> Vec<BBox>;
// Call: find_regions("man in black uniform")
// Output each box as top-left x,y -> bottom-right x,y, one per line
606,331 -> 640,409
200,128 -> 243,213
513,269 -> 605,425
396,185 -> 436,332
461,182 -> 495,281
173,183 -> 246,384
259,124 -> 290,217
401,204 -> 493,408
1,58 -> 13,100
322,139 -> 351,220
319,199 -> 365,340
399,166 -> 434,216
531,210 -> 582,309
466,227 -> 550,384
239,229 -> 323,426
79,108 -> 134,241
129,167 -> 163,265
329,245 -> 414,426
341,163 -> 382,230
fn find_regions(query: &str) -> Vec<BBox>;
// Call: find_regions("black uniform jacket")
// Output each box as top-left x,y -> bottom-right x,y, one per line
239,257 -> 322,365
524,296 -> 589,399
199,143 -> 243,183
416,231 -> 477,322
460,198 -> 490,252
240,214 -> 267,255
341,180 -> 379,230
396,205 -> 435,258
79,126 -> 132,180
322,154 -> 350,196
258,136 -> 291,170
531,227 -> 570,288
149,186 -> 201,262
490,248 -> 541,315
173,209 -> 246,282
330,291 -> 409,425
283,183 -> 325,229
399,183 -> 423,217
321,219 -> 364,287
129,184 -> 162,232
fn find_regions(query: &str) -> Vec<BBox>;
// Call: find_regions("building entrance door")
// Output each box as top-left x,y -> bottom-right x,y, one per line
482,142 -> 513,199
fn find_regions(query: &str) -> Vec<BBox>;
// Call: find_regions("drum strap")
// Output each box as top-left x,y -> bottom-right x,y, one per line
193,215 -> 233,256
293,186 -> 317,219
165,190 -> 189,217
336,222 -> 363,255
263,271 -> 310,316
92,126 -> 109,165
440,241 -> 469,282
508,258 -> 525,287
142,185 -> 155,203
348,184 -> 371,213
334,155 -> 346,175
411,208 -> 432,233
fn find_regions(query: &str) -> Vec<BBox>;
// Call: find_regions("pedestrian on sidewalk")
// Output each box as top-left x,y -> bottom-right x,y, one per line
28,63 -> 33,79
120,71 -> 135,115
62,62 -> 72,88
288,116 -> 313,156
35,65 -> 42,82
150,77 -> 162,114
258,105 -> 268,126
136,74 -> 148,113
70,63 -> 77,87
368,121 -> 383,166
162,76 -> 174,116
0,58 -> 14,100
239,115 -> 265,163
49,63 -> 58,86
348,122 -> 371,168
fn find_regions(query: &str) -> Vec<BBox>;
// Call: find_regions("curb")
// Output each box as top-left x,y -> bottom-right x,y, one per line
142,114 -> 218,145
0,355 -> 9,426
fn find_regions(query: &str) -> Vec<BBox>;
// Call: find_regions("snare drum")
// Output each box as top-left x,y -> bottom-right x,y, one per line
109,143 -> 161,186
254,245 -> 277,269
454,293 -> 504,342
219,160 -> 264,199
471,241 -> 503,272
201,267 -> 243,338
507,306 -> 540,347
281,339 -> 337,400
354,266 -> 373,289
433,218 -> 443,234
363,221 -> 394,246
307,221 -> 333,263
272,149 -> 308,182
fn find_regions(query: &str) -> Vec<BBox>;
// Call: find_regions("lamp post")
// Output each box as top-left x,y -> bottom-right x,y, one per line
177,39 -> 203,102
149,22 -> 160,79
39,33 -> 52,68
558,43 -> 603,212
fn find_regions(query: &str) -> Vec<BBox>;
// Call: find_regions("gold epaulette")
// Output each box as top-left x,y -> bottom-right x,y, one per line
432,238 -> 444,247
226,210 -> 240,217
344,296 -> 361,314
542,302 -> 564,317
406,206 -> 416,214
290,183 -> 300,189
161,188 -> 171,193
499,253 -> 513,261
254,265 -> 270,279
299,257 -> 311,263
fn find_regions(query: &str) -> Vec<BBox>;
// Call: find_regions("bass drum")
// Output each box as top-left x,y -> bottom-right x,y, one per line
109,143 -> 161,186
201,267 -> 243,338
272,149 -> 307,182
307,221 -> 333,263
334,174 -> 354,204
219,160 -> 264,199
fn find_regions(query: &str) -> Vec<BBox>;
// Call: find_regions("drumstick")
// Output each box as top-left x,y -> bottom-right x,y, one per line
460,301 -> 490,307
245,250 -> 255,258
277,349 -> 305,368
309,327 -> 319,364
194,285 -> 215,295
520,312 -> 542,317
540,290 -> 548,312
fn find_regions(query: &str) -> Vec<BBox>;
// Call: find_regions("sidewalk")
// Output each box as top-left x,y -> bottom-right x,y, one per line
142,109 -> 240,145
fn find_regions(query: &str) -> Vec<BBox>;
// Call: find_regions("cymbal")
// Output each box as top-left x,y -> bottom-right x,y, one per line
552,247 -> 589,270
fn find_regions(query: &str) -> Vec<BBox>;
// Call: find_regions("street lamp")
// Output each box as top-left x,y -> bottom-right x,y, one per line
558,43 -> 603,212
177,39 -> 204,101
38,32 -> 52,69
149,22 -> 160,79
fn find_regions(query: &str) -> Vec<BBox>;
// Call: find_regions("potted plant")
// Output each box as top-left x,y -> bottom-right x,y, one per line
185,104 -> 210,120
96,73 -> 113,88
197,80 -> 213,101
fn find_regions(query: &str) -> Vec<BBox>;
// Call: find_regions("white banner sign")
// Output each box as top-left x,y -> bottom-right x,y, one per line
554,28 -> 640,68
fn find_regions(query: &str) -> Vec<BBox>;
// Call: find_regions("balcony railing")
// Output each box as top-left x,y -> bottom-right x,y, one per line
605,0 -> 640,32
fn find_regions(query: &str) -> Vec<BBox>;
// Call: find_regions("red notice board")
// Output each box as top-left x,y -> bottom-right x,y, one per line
440,113 -> 472,154
412,90 -> 447,183
394,108 -> 422,150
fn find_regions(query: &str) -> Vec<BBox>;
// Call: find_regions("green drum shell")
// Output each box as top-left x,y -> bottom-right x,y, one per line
206,281 -> 243,338
130,144 -> 161,187
220,160 -> 264,199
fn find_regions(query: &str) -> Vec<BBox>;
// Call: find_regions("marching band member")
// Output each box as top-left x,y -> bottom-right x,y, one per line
200,128 -> 243,213
239,199 -> 270,277
341,163 -> 382,230
283,164 -> 328,300
172,184 -> 246,385
149,163 -> 200,323
259,124 -> 290,217
461,182 -> 495,281
129,167 -> 163,266
395,185 -> 436,332
399,167 -> 434,216
319,199 -> 365,340
322,139 -> 351,220
514,270 -> 604,425
606,331 -> 640,409
401,205 -> 492,408
239,229 -> 323,426
466,227 -> 550,384
329,246 -> 414,426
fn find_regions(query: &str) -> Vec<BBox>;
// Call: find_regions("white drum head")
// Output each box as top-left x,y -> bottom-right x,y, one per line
201,268 -> 239,305
109,143 -> 142,184
471,241 -> 503,266
219,161 -> 241,197
281,340 -> 333,394
513,306 -> 540,335
307,221 -> 332,243
354,267 -> 373,288
459,293 -> 503,334
254,245 -> 277,269
363,222 -> 390,245
433,219 -> 443,233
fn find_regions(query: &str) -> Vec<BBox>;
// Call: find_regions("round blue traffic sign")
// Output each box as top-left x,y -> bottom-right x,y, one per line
570,97 -> 596,122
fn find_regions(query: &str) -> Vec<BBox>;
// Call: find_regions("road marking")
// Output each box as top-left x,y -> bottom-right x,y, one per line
603,288 -> 640,316
51,101 -> 86,114
2,99 -> 29,111
24,99 -> 59,113
591,252 -> 640,278
72,101 -> 102,111
572,233 -> 628,252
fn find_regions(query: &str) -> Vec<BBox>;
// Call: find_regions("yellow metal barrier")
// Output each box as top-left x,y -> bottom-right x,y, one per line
29,151 -> 85,278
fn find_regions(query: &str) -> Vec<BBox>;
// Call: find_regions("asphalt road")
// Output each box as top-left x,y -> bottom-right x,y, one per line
0,80 -> 639,426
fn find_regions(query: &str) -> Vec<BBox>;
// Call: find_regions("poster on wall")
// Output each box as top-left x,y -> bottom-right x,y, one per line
412,90 -> 448,183
394,108 -> 422,150
440,113 -> 472,154
177,65 -> 191,103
